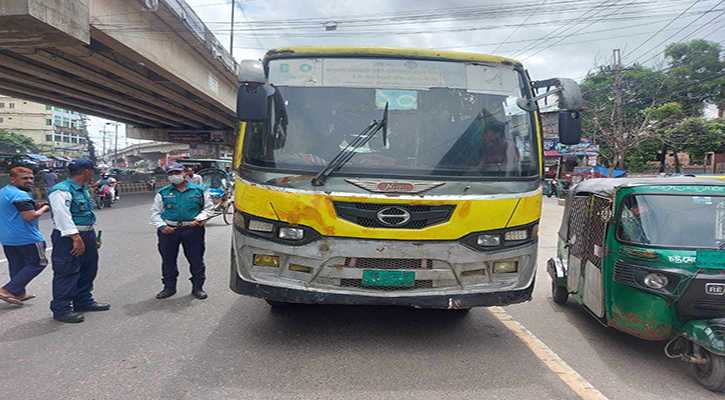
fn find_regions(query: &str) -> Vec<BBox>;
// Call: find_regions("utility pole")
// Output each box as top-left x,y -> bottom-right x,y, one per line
114,123 -> 119,167
229,0 -> 236,57
612,48 -> 624,171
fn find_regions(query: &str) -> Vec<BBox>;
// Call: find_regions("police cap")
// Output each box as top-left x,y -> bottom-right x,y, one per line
165,162 -> 185,173
68,159 -> 95,174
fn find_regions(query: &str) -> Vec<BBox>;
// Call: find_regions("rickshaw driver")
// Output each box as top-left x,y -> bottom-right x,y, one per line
619,198 -> 652,244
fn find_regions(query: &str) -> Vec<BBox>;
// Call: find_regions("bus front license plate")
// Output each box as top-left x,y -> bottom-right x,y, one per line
362,270 -> 415,288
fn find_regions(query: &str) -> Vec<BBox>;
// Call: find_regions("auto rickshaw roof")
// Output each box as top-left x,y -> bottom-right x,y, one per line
571,177 -> 725,198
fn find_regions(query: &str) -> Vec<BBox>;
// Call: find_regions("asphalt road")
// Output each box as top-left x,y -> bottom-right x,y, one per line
0,195 -> 720,400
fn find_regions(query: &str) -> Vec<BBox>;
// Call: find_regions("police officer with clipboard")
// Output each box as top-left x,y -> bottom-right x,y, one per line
150,162 -> 214,300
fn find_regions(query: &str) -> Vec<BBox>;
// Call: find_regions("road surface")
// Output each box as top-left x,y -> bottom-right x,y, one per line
0,195 -> 719,399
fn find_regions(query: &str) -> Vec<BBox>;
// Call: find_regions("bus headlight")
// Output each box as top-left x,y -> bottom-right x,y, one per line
234,211 -> 320,246
463,222 -> 538,251
477,234 -> 501,247
279,227 -> 304,240
504,229 -> 529,241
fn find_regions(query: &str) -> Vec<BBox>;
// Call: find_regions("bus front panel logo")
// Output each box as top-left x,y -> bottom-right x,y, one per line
376,207 -> 411,226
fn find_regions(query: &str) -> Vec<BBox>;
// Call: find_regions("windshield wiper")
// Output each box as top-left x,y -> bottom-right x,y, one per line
311,103 -> 389,186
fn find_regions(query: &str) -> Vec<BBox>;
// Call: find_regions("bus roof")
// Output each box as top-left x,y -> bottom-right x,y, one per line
265,46 -> 522,67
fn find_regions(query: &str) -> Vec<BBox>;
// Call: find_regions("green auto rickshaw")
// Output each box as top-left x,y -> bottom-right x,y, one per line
548,177 -> 725,392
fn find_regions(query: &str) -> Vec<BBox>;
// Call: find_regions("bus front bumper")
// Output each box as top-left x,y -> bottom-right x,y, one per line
230,232 -> 537,309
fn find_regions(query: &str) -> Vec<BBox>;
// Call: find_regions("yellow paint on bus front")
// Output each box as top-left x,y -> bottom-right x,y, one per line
234,179 -> 541,240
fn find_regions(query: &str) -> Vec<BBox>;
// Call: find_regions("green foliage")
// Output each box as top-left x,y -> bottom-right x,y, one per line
0,129 -> 38,154
664,40 -> 724,116
581,39 -> 724,170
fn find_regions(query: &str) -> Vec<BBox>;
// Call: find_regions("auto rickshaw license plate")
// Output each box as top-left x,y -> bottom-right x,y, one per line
362,270 -> 415,288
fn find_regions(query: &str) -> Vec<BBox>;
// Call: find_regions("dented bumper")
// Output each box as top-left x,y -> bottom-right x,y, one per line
229,231 -> 537,308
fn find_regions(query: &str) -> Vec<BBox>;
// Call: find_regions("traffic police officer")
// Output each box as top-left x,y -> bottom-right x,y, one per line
48,159 -> 110,323
150,162 -> 213,300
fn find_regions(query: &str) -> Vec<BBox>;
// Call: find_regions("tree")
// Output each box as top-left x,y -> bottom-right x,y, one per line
0,129 -> 38,154
581,66 -> 674,170
664,40 -> 724,117
87,137 -> 98,164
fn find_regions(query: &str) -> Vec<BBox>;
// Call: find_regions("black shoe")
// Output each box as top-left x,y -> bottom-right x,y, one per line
54,312 -> 84,324
74,302 -> 111,312
191,288 -> 208,300
156,288 -> 177,299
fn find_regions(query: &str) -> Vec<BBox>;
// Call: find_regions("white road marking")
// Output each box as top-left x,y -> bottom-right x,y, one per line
0,246 -> 53,264
490,306 -> 609,400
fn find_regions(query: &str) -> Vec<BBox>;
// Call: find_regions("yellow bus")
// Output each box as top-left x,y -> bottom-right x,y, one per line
230,47 -> 583,310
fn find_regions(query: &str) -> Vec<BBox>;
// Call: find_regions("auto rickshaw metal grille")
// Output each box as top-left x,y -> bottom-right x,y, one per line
568,195 -> 610,266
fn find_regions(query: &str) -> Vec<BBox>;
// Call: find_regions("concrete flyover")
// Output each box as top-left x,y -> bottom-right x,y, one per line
0,0 -> 239,143
104,141 -> 189,166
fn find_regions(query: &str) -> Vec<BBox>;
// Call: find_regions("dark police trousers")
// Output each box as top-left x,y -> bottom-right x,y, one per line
157,226 -> 205,290
2,242 -> 48,296
50,230 -> 98,316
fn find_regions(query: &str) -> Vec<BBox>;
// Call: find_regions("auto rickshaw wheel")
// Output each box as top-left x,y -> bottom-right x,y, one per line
551,278 -> 568,305
693,349 -> 725,392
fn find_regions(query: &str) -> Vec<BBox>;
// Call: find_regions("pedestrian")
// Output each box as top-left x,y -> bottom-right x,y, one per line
185,166 -> 203,185
150,162 -> 214,300
0,165 -> 51,305
44,169 -> 58,188
48,159 -> 110,323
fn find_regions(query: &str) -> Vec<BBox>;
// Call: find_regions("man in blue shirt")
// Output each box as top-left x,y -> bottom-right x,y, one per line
48,159 -> 110,323
0,165 -> 50,305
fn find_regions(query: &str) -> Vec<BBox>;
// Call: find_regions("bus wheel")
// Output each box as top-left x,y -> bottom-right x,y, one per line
552,278 -> 568,305
693,349 -> 725,392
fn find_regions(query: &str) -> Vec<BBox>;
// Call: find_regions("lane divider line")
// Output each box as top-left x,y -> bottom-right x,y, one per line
0,246 -> 53,264
490,306 -> 609,400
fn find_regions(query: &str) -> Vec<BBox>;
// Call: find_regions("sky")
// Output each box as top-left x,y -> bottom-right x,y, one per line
89,0 -> 725,149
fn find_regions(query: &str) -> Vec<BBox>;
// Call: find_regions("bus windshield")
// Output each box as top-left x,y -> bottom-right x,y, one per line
243,58 -> 537,179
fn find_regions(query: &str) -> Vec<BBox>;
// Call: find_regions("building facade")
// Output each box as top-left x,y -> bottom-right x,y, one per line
0,95 -> 53,146
0,95 -> 88,157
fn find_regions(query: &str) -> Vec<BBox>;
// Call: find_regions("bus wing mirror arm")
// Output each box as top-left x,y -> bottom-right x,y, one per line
532,78 -> 584,145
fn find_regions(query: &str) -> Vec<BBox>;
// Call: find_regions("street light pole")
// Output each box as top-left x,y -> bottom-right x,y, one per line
114,123 -> 119,167
229,0 -> 236,57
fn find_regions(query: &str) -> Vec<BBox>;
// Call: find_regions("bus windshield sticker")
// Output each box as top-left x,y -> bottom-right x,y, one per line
375,89 -> 418,110
269,59 -> 322,86
465,64 -> 519,96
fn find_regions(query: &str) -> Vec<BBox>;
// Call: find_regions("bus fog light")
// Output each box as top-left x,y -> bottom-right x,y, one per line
248,219 -> 274,232
477,234 -> 501,247
253,254 -> 279,267
504,230 -> 528,241
644,273 -> 668,289
279,227 -> 304,240
493,261 -> 518,273
289,264 -> 313,273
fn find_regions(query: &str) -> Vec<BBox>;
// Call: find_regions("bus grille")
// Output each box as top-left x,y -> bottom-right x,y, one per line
333,202 -> 454,229
344,257 -> 434,270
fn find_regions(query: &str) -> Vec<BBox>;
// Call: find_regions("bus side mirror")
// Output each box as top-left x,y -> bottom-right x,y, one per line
532,78 -> 584,145
237,59 -> 269,121
559,110 -> 581,145
237,82 -> 269,121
